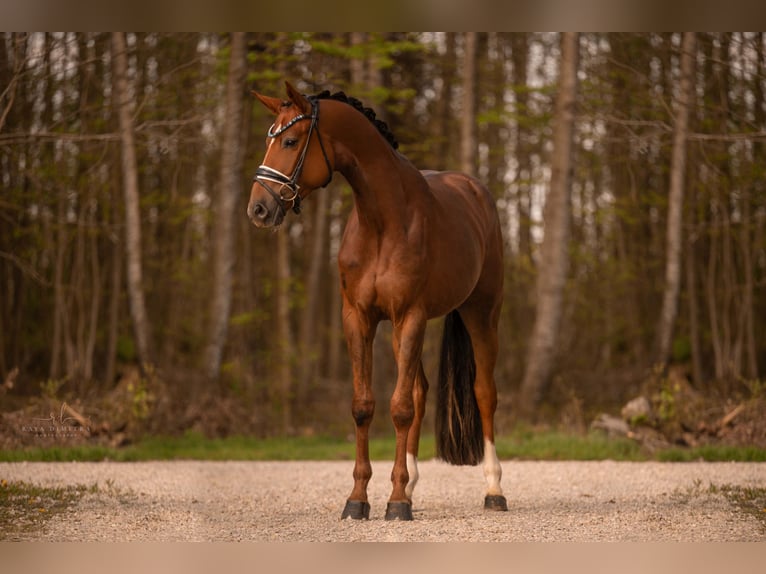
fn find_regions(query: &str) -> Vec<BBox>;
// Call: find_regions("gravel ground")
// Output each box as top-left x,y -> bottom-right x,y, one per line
1,459 -> 765,541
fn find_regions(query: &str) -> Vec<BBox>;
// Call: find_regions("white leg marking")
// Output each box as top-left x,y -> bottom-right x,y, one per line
482,438 -> 503,496
405,452 -> 419,499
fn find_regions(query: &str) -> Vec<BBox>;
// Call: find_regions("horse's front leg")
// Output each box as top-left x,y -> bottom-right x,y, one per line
340,302 -> 377,520
386,309 -> 427,521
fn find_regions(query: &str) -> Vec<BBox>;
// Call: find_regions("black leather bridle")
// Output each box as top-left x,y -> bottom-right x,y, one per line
253,97 -> 333,217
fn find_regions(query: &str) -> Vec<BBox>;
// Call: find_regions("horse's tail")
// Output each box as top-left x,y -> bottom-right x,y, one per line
435,310 -> 484,466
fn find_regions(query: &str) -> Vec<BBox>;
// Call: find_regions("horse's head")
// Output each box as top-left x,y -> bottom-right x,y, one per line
248,81 -> 334,228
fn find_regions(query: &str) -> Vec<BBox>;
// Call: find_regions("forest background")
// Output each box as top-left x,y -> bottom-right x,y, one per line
1,32 -> 764,446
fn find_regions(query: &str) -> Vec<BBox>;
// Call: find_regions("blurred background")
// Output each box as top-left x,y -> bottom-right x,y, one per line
1,33 -> 764,447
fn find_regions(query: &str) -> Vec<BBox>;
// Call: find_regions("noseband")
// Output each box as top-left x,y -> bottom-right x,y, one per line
253,97 -> 333,217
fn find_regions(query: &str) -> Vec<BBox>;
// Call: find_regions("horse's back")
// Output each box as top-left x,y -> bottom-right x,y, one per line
420,170 -> 500,235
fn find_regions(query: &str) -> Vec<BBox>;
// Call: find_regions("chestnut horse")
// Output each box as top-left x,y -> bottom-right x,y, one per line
248,82 -> 507,521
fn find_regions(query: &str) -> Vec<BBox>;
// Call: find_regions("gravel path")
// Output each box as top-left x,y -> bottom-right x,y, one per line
2,460 -> 764,541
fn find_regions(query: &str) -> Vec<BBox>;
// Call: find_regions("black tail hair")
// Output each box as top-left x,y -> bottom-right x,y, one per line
435,310 -> 484,465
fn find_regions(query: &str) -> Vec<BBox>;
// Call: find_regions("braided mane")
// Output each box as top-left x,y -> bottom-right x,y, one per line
309,90 -> 399,150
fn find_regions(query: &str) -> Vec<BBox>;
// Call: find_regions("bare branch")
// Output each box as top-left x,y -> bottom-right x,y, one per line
0,251 -> 49,286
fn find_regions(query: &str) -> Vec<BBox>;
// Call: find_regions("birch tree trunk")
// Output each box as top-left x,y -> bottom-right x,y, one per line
112,32 -> 153,369
519,32 -> 579,417
204,32 -> 247,382
655,32 -> 696,366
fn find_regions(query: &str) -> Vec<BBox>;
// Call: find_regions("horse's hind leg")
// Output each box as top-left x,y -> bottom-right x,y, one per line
459,304 -> 508,511
386,309 -> 427,520
405,362 -> 429,501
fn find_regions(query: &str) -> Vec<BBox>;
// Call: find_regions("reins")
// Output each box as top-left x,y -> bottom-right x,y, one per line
253,97 -> 333,218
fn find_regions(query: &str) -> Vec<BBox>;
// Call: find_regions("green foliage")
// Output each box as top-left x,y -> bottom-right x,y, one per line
308,33 -> 426,72
672,337 -> 692,362
229,310 -> 267,327
116,336 -> 136,363
657,379 -> 678,423
477,108 -> 511,127
743,378 -> 764,399
40,379 -> 66,401
648,364 -> 680,424
126,376 -> 153,421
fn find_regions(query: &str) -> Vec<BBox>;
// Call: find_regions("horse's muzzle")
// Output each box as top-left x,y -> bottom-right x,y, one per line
247,197 -> 284,228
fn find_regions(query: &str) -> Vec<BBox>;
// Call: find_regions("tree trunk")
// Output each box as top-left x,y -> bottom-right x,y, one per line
47,33 -> 69,380
685,143 -> 704,387
204,32 -> 247,382
745,32 -> 766,380
433,33 -> 457,171
275,230 -> 292,432
655,32 -> 696,366
297,186 -> 329,395
511,33 -> 533,260
105,196 -> 122,388
83,198 -> 102,382
50,182 -> 68,379
274,33 -> 294,433
327,195 -> 345,383
111,32 -> 153,369
519,32 -> 579,417
460,32 -> 478,175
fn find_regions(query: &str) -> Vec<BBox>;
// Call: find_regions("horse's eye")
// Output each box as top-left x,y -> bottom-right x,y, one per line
283,137 -> 298,149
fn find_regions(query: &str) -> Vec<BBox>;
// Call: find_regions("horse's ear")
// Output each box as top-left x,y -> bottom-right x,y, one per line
252,91 -> 282,115
285,81 -> 312,115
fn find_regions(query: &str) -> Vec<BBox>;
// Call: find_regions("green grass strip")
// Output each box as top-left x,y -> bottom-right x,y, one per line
1,430 -> 763,463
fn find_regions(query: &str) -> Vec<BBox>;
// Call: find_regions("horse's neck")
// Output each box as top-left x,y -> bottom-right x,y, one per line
345,160 -> 416,234
334,127 -> 422,233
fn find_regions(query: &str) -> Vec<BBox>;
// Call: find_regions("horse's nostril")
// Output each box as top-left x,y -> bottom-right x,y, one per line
251,203 -> 268,220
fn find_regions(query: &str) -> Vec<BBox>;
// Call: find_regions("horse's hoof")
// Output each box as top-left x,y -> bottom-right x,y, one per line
484,494 -> 508,511
385,501 -> 413,521
341,500 -> 370,520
